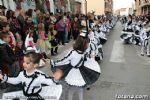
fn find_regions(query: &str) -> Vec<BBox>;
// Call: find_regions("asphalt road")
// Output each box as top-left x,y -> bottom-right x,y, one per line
83,22 -> 150,100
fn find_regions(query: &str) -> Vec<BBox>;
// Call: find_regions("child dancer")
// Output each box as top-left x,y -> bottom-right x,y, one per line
140,21 -> 150,57
0,51 -> 62,100
52,31 -> 101,100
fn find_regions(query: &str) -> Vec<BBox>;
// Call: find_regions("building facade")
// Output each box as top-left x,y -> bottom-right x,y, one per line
69,0 -> 85,14
0,0 -> 55,13
114,7 -> 134,16
135,0 -> 150,15
0,0 -> 86,14
104,0 -> 113,18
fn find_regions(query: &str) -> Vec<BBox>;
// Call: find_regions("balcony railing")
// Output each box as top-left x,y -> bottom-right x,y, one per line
140,0 -> 150,7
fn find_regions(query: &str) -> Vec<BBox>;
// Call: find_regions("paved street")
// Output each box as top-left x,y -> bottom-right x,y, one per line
83,22 -> 150,100
1,22 -> 150,100
42,22 -> 150,100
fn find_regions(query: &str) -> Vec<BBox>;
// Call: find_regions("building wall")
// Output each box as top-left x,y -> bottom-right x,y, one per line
135,0 -> 141,15
105,0 -> 113,13
74,2 -> 81,14
114,7 -> 133,16
87,0 -> 104,15
135,0 -> 150,15
120,8 -> 130,16
81,0 -> 85,14
69,0 -> 85,14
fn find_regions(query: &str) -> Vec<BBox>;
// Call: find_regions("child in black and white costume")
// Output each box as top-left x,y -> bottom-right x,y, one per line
86,29 -> 103,61
140,21 -> 150,57
120,15 -> 135,44
0,51 -> 62,100
52,31 -> 101,100
132,21 -> 142,45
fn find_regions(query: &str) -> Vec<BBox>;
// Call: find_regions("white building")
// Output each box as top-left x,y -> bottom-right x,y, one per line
0,0 -> 55,14
0,0 -> 16,11
119,8 -> 133,16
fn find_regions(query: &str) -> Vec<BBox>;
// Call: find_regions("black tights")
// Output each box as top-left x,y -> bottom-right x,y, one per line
51,47 -> 58,54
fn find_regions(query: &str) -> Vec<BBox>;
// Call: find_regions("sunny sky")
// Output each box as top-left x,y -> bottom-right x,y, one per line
113,0 -> 135,11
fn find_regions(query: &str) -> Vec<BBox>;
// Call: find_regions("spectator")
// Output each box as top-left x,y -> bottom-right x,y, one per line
9,11 -> 21,40
0,5 -> 6,16
37,22 -> 51,58
50,12 -> 56,24
56,15 -> 66,45
48,23 -> 59,56
72,17 -> 81,40
17,9 -> 26,41
0,32 -> 20,76
0,22 -> 16,49
15,40 -> 24,70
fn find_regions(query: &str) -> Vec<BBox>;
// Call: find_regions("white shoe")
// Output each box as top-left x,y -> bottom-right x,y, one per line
39,59 -> 46,67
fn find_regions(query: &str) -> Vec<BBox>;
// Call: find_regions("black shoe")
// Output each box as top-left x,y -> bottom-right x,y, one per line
66,41 -> 69,43
62,43 -> 65,45
141,54 -> 144,56
51,53 -> 56,56
86,87 -> 90,91
54,51 -> 58,54
147,55 -> 150,57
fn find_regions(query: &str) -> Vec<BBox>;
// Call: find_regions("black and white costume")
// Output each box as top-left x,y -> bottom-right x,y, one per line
53,49 -> 101,87
132,23 -> 142,45
2,69 -> 62,100
120,20 -> 134,44
95,28 -> 107,45
86,31 -> 103,61
140,28 -> 150,56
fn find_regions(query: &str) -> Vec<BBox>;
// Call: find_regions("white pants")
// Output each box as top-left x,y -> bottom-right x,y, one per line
141,41 -> 150,55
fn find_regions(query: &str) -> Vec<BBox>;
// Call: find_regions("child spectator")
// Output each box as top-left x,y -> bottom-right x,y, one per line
48,23 -> 59,56
25,29 -> 38,52
72,17 -> 80,40
37,23 -> 51,58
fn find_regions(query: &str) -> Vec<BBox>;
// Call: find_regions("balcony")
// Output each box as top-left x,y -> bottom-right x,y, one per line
75,0 -> 82,3
105,8 -> 112,12
140,0 -> 150,7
